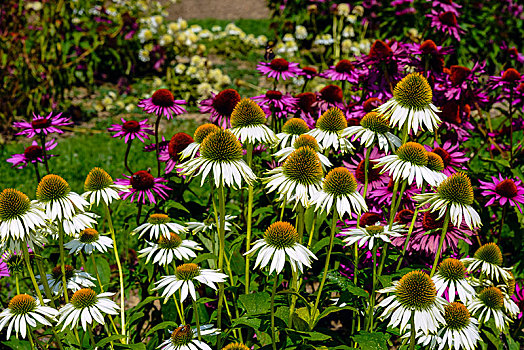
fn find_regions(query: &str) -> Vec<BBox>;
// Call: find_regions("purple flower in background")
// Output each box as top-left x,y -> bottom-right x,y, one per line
408,39 -> 453,75
14,112 -> 72,138
424,140 -> 468,176
158,133 -> 194,174
314,85 -> 345,112
512,282 -> 524,319
367,179 -> 419,209
343,148 -> 388,194
144,136 -> 168,153
321,59 -> 359,83
199,89 -> 241,128
430,0 -> 461,15
115,170 -> 171,205
489,68 -> 523,93
257,58 -> 301,81
346,97 -> 383,121
138,89 -> 186,119
435,62 -> 485,101
295,92 -> 318,127
108,118 -> 154,143
299,66 -> 318,80
0,259 -> 9,278
252,90 -> 298,119
7,139 -> 58,169
427,10 -> 465,41
479,175 -> 524,213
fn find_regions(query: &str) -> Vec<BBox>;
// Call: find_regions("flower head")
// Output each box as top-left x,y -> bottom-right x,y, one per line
245,221 -> 316,274
159,133 -> 194,174
138,89 -> 187,119
36,174 -> 88,221
436,302 -> 480,350
180,124 -> 221,160
433,258 -> 476,303
134,213 -> 187,240
83,167 -> 125,206
479,174 -> 524,213
252,91 -> 298,120
343,111 -> 401,153
468,286 -> 509,331
199,89 -> 241,128
321,59 -> 359,83
40,264 -> 96,295
427,10 -> 465,41
107,118 -> 154,143
64,228 -> 113,255
115,171 -> 171,205
274,118 -> 310,148
273,134 -> 332,171
7,139 -> 58,169
138,232 -> 201,266
308,107 -> 353,153
342,222 -> 405,250
230,98 -> 276,144
462,243 -> 511,283
257,58 -> 301,81
14,112 -> 72,138
158,324 -> 218,350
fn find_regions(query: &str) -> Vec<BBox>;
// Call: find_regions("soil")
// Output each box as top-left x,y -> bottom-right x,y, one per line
162,0 -> 270,20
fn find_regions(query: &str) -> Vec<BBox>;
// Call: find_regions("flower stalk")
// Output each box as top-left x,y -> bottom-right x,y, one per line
245,142 -> 254,294
430,210 -> 451,277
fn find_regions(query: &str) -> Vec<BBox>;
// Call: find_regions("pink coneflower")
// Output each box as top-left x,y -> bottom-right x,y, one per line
438,101 -> 474,141
159,132 -> 194,174
424,140 -> 468,176
321,59 -> 359,83
409,39 -> 453,75
314,84 -> 345,112
107,118 -> 154,143
138,89 -> 187,119
511,282 -> 524,319
342,148 -> 389,194
115,170 -> 171,204
489,68 -> 523,91
199,89 -> 241,128
252,90 -> 298,119
299,66 -> 318,80
479,175 -> 524,213
394,210 -> 473,257
144,136 -> 168,153
257,58 -> 301,81
7,139 -> 57,169
0,258 -> 9,278
14,112 -> 72,138
295,92 -> 318,127
430,0 -> 461,14
427,10 -> 465,41
367,179 -> 420,209
346,97 -> 383,120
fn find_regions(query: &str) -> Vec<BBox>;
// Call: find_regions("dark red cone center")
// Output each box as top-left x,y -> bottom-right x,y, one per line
31,118 -> 51,129
212,89 -> 241,116
335,60 -> 355,73
269,58 -> 289,72
495,179 -> 518,198
123,120 -> 140,133
152,89 -> 175,107
131,171 -> 155,191
24,145 -> 43,160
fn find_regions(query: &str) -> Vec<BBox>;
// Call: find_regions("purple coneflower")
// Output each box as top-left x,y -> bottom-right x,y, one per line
144,136 -> 168,153
295,92 -> 318,127
199,89 -> 241,128
437,101 -> 474,142
511,281 -> 524,319
479,175 -> 524,213
252,90 -> 298,119
115,170 -> 171,205
159,133 -> 194,174
314,84 -> 345,112
14,112 -> 72,138
346,97 -> 382,121
427,10 -> 465,41
108,118 -> 154,143
430,0 -> 461,14
409,39 -> 453,76
257,58 -> 301,81
424,140 -> 468,176
367,179 -> 420,209
299,66 -> 318,80
342,148 -> 389,194
7,139 -> 57,169
138,89 -> 187,119
0,258 -> 9,278
489,68 -> 523,92
321,59 -> 359,83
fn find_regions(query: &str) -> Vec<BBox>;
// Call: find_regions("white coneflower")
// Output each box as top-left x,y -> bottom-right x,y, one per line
186,215 -> 236,235
0,294 -> 58,339
180,123 -> 221,160
378,270 -> 447,335
154,263 -> 228,302
414,172 -> 481,229
0,188 -> 46,247
179,129 -> 256,188
461,243 -> 511,282
158,324 -> 218,350
375,72 -> 441,134
229,98 -> 276,144
62,211 -> 99,236
342,112 -> 401,153
58,288 -> 119,331
375,142 -> 446,188
308,107 -> 353,153
467,286 -> 509,331
39,264 -> 96,295
342,222 -> 405,250
82,167 -> 126,206
311,167 -> 367,218
36,174 -> 88,221
433,258 -> 476,303
274,118 -> 310,148
134,213 -> 187,240
245,221 -> 316,274
273,134 -> 332,170
264,146 -> 323,208
64,228 -> 113,255
138,232 -> 201,266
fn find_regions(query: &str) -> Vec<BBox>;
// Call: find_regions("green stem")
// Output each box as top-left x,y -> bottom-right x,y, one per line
409,311 -> 416,350
90,254 -> 104,292
280,198 -> 286,221
306,213 -> 318,249
312,210 -> 339,320
365,245 -> 378,331
362,148 -> 371,199
154,115 -> 162,177
27,330 -> 36,350
104,204 -> 126,342
270,274 -> 279,350
192,299 -> 201,340
216,184 -> 226,347
123,140 -> 133,175
88,324 -> 96,348
289,204 -> 305,327
245,142 -> 254,295
430,210 -> 450,277
396,207 -> 419,271
58,223 -> 69,303
388,181 -> 400,229
15,273 -> 20,294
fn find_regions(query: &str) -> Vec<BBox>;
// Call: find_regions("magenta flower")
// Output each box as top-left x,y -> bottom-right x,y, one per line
408,39 -> 453,75
342,148 -> 389,194
14,112 -> 72,138
427,10 -> 465,41
367,179 -> 420,209
321,59 -> 359,83
199,89 -> 241,128
314,84 -> 345,112
138,89 -> 187,120
488,68 -> 523,91
115,170 -> 171,204
0,258 -> 9,278
144,136 -> 168,153
424,140 -> 468,176
511,282 -> 524,319
430,0 -> 461,14
257,58 -> 301,81
479,175 -> 524,213
108,118 -> 154,144
299,66 -> 318,80
158,132 -> 194,174
346,97 -> 383,120
252,91 -> 298,119
7,139 -> 58,169
295,92 -> 318,128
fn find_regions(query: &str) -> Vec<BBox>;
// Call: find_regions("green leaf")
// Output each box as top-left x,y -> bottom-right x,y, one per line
114,343 -> 147,350
145,321 -> 179,336
231,316 -> 262,329
85,256 -> 111,286
192,253 -> 218,264
127,312 -> 145,326
132,296 -> 161,311
353,331 -> 390,350
1,339 -> 31,349
327,272 -> 369,298
318,305 -> 358,323
95,335 -> 126,348
238,292 -> 271,315
312,236 -> 342,254
165,201 -> 190,214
